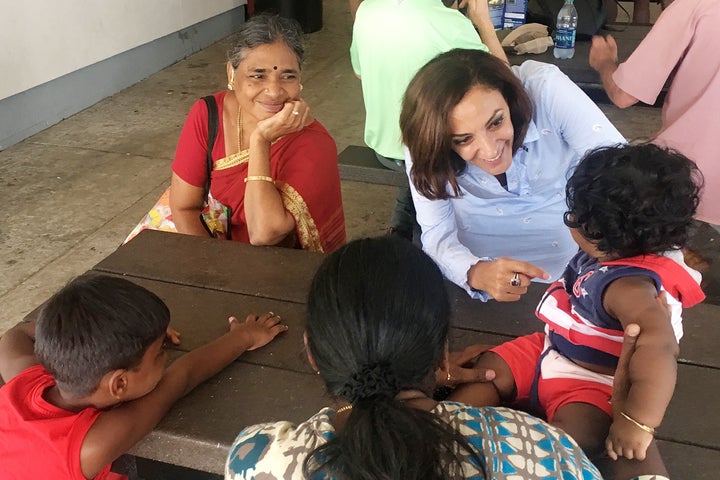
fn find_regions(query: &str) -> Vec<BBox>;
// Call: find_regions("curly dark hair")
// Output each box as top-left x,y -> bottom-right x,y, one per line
564,143 -> 703,258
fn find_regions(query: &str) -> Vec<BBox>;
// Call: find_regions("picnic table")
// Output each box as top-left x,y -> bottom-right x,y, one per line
22,230 -> 720,477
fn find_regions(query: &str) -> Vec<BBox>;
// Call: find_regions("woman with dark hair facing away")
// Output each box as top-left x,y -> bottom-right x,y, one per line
128,14 -> 345,252
400,48 -> 625,302
451,144 -> 705,480
225,236 -> 604,479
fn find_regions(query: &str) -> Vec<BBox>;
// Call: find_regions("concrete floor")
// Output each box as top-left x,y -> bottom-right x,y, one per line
0,0 -> 667,334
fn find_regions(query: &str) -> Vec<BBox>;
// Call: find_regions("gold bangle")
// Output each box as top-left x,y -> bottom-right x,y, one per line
244,175 -> 274,184
620,411 -> 657,435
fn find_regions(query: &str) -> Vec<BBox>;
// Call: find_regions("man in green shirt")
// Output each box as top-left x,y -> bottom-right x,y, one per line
349,0 -> 502,239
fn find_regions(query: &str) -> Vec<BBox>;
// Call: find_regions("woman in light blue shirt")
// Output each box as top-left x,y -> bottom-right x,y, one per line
400,48 -> 625,301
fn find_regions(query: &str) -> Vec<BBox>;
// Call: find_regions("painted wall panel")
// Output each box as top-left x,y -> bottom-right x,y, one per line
0,0 -> 246,99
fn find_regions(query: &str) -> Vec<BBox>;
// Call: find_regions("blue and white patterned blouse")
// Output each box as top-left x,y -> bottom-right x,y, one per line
225,402 -> 601,479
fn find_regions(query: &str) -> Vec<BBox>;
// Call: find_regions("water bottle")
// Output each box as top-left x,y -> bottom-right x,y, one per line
553,0 -> 577,59
488,0 -> 506,30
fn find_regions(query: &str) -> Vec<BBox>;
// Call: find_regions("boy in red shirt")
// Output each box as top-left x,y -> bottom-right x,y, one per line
0,274 -> 286,479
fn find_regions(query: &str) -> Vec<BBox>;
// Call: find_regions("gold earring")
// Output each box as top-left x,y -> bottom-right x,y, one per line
227,71 -> 235,91
300,84 -> 304,92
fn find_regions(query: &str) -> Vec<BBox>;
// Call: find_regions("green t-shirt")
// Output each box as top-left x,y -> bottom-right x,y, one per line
350,0 -> 488,160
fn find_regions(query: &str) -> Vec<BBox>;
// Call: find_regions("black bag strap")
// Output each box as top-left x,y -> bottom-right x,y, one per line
202,95 -> 219,199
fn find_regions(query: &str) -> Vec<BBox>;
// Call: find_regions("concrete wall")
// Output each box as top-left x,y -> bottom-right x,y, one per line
0,1 -> 246,151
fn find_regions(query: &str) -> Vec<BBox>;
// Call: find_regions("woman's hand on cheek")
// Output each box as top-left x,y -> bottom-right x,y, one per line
254,100 -> 312,144
467,258 -> 550,302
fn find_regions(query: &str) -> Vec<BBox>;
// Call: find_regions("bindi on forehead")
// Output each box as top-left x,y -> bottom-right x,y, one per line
273,66 -> 277,70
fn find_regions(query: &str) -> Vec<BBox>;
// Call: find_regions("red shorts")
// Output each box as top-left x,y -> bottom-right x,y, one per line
490,332 -> 614,421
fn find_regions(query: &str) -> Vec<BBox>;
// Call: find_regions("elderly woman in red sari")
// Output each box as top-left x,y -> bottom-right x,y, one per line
170,14 -> 346,252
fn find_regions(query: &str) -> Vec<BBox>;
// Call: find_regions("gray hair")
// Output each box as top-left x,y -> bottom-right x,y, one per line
228,14 -> 305,69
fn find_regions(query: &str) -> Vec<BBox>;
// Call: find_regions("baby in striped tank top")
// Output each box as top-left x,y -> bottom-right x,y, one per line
451,143 -> 705,480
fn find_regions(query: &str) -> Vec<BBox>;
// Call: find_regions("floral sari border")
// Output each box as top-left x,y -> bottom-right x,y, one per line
277,181 -> 323,252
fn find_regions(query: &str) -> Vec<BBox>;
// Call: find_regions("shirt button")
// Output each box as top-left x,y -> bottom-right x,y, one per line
496,208 -> 504,215
542,128 -> 552,135
592,124 -> 603,132
481,178 -> 488,184
523,217 -> 531,223
552,241 -> 559,247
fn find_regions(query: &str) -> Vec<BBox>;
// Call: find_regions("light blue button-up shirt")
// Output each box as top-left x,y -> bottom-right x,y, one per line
406,61 -> 626,301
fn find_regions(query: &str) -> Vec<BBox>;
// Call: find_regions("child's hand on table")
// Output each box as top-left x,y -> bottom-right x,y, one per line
229,312 -> 288,351
165,326 -> 181,345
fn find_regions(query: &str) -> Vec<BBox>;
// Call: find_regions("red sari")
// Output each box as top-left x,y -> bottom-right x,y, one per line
172,91 -> 346,253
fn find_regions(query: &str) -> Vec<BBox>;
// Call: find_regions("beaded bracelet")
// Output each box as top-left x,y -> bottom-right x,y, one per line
620,411 -> 657,435
244,175 -> 275,184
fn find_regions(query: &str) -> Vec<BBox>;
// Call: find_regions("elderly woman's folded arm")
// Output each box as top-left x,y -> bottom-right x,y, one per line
243,137 -> 296,246
169,173 -> 212,237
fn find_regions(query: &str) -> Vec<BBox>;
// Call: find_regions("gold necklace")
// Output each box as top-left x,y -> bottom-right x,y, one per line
336,405 -> 352,414
334,390 -> 428,415
236,106 -> 243,153
395,389 -> 430,402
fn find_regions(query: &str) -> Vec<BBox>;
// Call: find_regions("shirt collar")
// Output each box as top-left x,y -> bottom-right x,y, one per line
522,118 -> 540,146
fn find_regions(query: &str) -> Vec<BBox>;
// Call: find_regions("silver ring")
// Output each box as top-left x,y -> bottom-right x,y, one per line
292,110 -> 299,116
510,272 -> 521,287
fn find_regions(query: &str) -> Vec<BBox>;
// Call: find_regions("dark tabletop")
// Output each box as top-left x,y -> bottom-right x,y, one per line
20,230 -> 719,477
